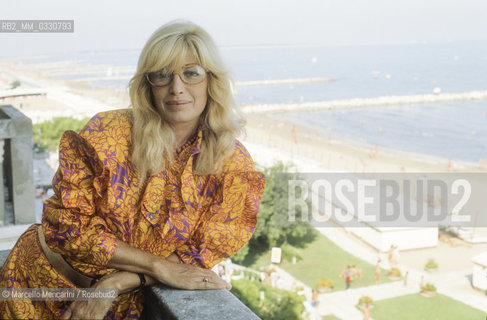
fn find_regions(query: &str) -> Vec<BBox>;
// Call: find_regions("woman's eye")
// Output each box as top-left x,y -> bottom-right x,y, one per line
184,65 -> 205,77
183,70 -> 199,77
155,71 -> 170,79
183,68 -> 200,77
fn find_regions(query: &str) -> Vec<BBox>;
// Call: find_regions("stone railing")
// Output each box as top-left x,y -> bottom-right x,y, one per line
0,105 -> 35,226
0,249 -> 260,319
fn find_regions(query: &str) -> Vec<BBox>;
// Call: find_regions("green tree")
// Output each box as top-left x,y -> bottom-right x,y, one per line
243,162 -> 314,261
33,117 -> 90,153
231,243 -> 250,264
10,80 -> 21,89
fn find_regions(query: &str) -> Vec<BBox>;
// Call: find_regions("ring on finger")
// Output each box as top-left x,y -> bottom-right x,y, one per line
202,277 -> 209,283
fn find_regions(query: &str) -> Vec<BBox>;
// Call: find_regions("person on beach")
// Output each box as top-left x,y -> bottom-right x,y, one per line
217,265 -> 226,278
311,289 -> 319,307
351,265 -> 362,279
0,21 -> 265,319
375,259 -> 381,284
362,303 -> 371,320
392,245 -> 400,267
388,244 -> 399,268
340,265 -> 352,290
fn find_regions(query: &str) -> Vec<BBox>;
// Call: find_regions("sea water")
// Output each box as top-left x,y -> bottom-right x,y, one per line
277,101 -> 487,163
20,41 -> 487,162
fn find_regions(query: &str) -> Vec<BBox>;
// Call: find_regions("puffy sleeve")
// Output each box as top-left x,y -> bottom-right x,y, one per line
176,144 -> 266,269
41,126 -> 116,270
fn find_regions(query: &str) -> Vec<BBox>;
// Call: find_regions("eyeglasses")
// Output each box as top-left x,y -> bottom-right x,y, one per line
146,64 -> 208,87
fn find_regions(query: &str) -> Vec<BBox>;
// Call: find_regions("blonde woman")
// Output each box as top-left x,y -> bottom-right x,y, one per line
0,21 -> 265,319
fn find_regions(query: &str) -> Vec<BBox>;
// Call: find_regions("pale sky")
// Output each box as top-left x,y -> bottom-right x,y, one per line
1,0 -> 486,57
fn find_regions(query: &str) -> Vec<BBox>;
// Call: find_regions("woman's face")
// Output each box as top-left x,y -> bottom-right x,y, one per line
150,53 -> 208,129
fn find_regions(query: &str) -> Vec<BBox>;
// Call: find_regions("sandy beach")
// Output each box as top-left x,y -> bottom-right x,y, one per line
243,113 -> 486,173
2,58 -> 486,175
0,59 -> 129,122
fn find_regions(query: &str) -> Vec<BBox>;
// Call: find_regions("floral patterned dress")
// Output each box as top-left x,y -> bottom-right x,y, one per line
0,109 -> 265,319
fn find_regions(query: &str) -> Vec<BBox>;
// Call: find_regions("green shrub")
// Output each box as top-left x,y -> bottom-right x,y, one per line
387,267 -> 402,277
425,259 -> 438,269
10,80 -> 21,89
243,270 -> 260,280
317,278 -> 334,288
231,279 -> 305,320
421,283 -> 437,292
359,296 -> 373,306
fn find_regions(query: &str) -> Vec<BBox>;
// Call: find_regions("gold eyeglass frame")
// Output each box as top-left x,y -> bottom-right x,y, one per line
145,65 -> 209,87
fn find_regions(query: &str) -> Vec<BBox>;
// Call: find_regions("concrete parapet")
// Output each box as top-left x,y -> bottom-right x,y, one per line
143,285 -> 260,320
0,105 -> 35,225
0,249 -> 260,320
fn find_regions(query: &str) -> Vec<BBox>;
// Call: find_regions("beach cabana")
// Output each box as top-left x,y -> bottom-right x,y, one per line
472,251 -> 487,291
349,226 -> 438,252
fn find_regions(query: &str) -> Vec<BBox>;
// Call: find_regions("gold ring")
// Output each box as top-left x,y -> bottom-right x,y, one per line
203,277 -> 209,283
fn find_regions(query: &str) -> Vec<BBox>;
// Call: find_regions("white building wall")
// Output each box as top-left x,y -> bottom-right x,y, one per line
472,252 -> 487,291
472,264 -> 487,291
349,227 -> 438,252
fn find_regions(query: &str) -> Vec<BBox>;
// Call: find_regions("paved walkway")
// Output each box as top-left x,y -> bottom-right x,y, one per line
314,226 -> 487,319
317,280 -> 418,320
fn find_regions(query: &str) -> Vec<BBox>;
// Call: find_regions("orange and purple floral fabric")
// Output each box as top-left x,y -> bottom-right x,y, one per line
0,109 -> 265,319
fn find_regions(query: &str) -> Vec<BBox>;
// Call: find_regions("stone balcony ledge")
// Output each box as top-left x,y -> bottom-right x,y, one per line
143,284 -> 259,320
0,249 -> 260,319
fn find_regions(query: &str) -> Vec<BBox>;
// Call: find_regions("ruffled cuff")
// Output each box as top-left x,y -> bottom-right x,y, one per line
177,171 -> 265,268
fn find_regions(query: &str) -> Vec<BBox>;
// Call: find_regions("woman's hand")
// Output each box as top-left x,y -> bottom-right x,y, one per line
60,278 -> 117,320
154,259 -> 231,290
61,297 -> 113,320
107,240 -> 231,290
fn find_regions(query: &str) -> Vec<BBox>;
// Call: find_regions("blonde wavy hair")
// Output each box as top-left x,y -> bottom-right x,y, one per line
129,20 -> 245,179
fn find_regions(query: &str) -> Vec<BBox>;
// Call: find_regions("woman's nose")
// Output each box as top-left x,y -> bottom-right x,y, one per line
169,74 -> 185,94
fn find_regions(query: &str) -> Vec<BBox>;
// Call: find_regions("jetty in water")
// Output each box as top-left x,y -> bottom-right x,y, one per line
241,90 -> 487,113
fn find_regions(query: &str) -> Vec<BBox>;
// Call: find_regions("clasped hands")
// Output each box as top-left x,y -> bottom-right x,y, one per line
61,254 -> 230,319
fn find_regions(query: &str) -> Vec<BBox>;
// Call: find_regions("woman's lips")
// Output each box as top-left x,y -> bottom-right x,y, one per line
166,100 -> 191,106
